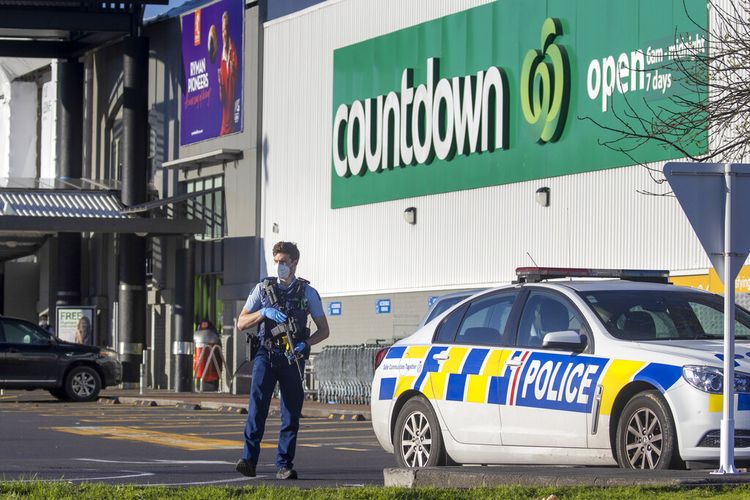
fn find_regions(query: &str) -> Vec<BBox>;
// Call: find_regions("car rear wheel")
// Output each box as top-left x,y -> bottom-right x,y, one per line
616,390 -> 678,469
394,396 -> 446,467
48,388 -> 69,401
64,366 -> 101,402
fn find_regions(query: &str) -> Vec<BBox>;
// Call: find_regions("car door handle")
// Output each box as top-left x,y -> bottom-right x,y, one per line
432,351 -> 450,361
506,358 -> 524,367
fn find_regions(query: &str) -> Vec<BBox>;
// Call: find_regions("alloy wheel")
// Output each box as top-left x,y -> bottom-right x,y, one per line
624,406 -> 663,469
71,371 -> 96,397
399,411 -> 433,467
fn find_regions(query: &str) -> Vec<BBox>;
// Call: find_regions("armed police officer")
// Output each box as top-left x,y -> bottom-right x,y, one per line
235,241 -> 329,480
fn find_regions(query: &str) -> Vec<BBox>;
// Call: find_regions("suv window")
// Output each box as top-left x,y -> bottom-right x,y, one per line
1,320 -> 50,345
452,292 -> 517,346
517,291 -> 585,348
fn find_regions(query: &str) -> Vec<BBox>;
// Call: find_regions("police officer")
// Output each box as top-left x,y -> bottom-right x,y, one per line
235,241 -> 329,480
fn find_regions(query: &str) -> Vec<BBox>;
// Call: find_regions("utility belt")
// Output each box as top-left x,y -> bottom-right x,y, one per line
256,326 -> 311,357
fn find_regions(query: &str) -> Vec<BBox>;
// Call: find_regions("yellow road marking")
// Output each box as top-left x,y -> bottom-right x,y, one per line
299,444 -> 322,448
334,447 -> 367,452
50,426 -> 255,451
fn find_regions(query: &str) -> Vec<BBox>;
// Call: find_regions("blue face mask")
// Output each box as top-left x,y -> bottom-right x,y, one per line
276,262 -> 291,280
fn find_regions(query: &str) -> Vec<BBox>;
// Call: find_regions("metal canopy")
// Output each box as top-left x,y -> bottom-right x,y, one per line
0,0 -> 168,59
162,148 -> 243,172
0,188 -> 204,235
0,187 -> 204,262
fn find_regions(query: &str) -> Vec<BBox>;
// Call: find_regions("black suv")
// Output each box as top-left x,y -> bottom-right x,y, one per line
0,317 -> 121,401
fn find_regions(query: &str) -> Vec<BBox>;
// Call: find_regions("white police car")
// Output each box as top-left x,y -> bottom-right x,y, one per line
371,268 -> 750,470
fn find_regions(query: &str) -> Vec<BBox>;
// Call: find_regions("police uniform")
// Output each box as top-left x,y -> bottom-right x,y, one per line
241,276 -> 324,470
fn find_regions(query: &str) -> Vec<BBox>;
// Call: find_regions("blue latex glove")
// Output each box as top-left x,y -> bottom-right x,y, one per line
293,341 -> 307,354
260,307 -> 287,323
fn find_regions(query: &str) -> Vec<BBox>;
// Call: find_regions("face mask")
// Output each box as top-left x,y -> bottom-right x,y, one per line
276,262 -> 291,280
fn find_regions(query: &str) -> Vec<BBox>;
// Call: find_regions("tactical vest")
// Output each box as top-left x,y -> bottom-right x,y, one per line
258,277 -> 311,353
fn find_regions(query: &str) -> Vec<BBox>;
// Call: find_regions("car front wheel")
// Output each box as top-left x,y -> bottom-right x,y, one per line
64,366 -> 101,402
615,390 -> 678,469
394,396 -> 446,468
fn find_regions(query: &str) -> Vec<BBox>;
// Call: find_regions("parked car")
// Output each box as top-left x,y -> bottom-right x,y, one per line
371,267 -> 750,470
0,316 -> 121,401
419,290 -> 484,328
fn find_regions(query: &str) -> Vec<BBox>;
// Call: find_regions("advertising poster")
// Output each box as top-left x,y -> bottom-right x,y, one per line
180,0 -> 244,145
56,306 -> 96,345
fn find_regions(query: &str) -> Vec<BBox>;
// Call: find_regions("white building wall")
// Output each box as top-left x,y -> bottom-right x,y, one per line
261,0 -> 709,298
8,81 -> 37,178
40,62 -> 57,179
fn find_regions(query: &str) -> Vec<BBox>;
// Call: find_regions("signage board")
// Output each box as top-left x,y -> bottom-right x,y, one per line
327,301 -> 342,316
331,0 -> 707,208
180,0 -> 244,145
376,299 -> 391,314
56,306 -> 96,345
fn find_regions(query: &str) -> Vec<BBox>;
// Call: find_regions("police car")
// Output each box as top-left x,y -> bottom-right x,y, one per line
371,268 -> 750,470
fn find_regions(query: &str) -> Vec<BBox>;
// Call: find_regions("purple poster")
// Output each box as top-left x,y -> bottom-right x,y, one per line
180,0 -> 244,145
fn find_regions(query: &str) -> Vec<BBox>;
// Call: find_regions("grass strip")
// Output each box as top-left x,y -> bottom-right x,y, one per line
2,483 -> 750,499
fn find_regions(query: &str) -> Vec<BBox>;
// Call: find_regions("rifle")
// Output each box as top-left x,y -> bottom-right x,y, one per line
262,280 -> 305,381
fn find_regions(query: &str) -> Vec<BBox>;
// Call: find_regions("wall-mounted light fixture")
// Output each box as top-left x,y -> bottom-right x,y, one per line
535,187 -> 550,207
403,207 -> 417,225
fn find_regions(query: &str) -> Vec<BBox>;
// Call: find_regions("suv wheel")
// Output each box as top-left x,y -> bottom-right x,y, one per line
64,366 -> 101,402
616,390 -> 678,469
394,396 -> 446,467
48,388 -> 69,401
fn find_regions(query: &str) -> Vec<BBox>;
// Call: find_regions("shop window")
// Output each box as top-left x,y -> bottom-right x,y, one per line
184,175 -> 225,241
194,274 -> 223,331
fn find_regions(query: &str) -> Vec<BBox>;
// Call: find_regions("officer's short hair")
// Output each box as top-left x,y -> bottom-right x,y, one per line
272,241 -> 300,262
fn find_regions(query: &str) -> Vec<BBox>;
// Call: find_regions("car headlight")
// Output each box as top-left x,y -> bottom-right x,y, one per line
682,365 -> 750,394
99,349 -> 119,360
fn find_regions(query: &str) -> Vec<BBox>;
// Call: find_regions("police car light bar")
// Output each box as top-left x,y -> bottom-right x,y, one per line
515,267 -> 670,284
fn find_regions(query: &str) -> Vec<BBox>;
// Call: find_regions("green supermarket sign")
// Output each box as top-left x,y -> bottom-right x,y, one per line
330,0 -> 707,208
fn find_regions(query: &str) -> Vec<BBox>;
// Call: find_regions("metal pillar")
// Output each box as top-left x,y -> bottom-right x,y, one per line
118,36 -> 149,384
56,60 -> 84,309
173,244 -> 195,392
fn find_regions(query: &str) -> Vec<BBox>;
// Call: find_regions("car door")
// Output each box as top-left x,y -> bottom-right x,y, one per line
499,289 -> 606,448
1,318 -> 59,385
427,291 -> 519,445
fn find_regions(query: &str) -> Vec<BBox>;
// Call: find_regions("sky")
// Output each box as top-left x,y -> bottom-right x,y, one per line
144,0 -> 188,21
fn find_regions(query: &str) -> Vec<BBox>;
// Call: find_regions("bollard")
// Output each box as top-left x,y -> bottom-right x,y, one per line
140,349 -> 150,395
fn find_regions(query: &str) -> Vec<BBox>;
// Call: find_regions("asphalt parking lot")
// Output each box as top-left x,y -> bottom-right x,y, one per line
0,391 -> 391,487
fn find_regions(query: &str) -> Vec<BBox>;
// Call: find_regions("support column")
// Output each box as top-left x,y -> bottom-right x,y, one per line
118,36 -> 149,384
56,60 -> 84,310
173,243 -> 195,392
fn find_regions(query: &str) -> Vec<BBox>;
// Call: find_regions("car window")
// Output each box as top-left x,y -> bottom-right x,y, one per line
453,292 -> 517,346
517,291 -> 584,348
1,320 -> 50,345
424,295 -> 468,324
434,304 -> 467,343
578,289 -> 750,340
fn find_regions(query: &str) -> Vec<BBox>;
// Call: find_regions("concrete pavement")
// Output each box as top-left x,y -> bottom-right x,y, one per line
383,465 -> 750,488
98,388 -> 371,420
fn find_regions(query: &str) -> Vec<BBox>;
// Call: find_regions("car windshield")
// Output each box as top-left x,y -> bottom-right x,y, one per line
577,289 -> 750,341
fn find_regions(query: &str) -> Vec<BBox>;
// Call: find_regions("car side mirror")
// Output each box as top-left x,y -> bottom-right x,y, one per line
542,330 -> 587,351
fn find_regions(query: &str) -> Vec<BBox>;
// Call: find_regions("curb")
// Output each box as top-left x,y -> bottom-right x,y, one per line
327,413 -> 366,421
383,467 -> 750,488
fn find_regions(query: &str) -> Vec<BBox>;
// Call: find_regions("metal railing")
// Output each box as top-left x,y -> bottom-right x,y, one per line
314,344 -> 388,405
